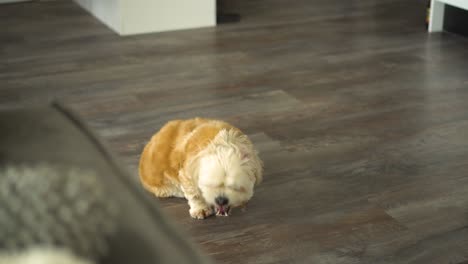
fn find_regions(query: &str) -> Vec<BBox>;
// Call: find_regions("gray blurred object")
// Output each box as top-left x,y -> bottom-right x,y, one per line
0,163 -> 118,259
0,102 -> 212,264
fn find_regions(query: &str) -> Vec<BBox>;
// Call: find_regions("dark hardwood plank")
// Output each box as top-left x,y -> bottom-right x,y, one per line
1,0 -> 468,263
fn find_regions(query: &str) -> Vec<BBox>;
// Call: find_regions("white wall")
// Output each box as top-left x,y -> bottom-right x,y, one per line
74,0 -> 216,36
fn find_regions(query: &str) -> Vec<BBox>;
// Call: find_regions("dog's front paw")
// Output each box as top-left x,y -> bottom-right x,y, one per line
190,206 -> 214,220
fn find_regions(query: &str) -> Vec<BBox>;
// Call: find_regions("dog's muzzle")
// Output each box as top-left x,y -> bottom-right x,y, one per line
215,196 -> 230,216
215,205 -> 231,216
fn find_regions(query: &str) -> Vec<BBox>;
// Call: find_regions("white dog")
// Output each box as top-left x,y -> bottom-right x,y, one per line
139,118 -> 263,219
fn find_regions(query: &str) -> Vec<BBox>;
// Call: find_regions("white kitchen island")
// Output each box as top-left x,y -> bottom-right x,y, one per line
429,0 -> 468,32
74,0 -> 216,36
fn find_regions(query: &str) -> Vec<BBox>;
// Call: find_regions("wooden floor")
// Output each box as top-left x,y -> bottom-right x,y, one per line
2,0 -> 468,263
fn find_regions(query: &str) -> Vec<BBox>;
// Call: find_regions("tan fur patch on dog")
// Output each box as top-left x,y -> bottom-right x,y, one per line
139,118 -> 239,197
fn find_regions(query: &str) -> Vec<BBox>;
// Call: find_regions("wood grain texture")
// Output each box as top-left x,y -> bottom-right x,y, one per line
2,0 -> 468,263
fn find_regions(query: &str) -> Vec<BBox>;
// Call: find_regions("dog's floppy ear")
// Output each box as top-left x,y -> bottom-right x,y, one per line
225,128 -> 264,185
251,150 -> 263,186
240,147 -> 263,186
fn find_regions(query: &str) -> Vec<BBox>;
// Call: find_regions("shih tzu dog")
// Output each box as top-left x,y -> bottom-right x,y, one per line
139,118 -> 263,219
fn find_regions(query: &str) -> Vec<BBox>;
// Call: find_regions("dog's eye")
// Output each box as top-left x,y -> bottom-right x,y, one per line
227,186 -> 246,193
202,184 -> 223,189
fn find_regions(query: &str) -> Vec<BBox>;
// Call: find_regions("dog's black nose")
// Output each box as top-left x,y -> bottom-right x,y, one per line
215,196 -> 229,206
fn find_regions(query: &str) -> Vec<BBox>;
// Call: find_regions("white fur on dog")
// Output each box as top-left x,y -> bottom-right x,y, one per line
194,129 -> 262,209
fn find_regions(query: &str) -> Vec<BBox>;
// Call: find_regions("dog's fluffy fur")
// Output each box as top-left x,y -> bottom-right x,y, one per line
139,118 -> 263,219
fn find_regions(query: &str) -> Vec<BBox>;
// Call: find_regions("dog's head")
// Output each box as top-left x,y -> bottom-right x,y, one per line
191,129 -> 263,216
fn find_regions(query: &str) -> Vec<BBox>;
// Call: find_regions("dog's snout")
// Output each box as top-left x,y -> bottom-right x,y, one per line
215,196 -> 229,206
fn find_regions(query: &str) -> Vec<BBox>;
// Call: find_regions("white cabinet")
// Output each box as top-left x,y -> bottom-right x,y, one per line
429,0 -> 468,32
74,0 -> 216,36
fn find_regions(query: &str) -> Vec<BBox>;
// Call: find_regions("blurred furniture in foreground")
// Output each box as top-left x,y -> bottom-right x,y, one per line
0,102 -> 211,264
